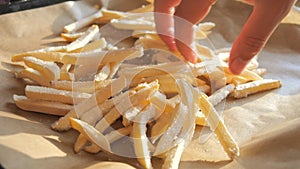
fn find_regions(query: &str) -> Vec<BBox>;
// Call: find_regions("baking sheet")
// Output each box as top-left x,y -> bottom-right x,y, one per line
0,0 -> 300,168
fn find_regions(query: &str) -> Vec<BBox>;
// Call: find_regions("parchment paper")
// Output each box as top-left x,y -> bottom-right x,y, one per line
0,0 -> 299,169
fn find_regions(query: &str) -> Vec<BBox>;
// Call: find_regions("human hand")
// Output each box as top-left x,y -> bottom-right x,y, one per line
154,0 -> 296,74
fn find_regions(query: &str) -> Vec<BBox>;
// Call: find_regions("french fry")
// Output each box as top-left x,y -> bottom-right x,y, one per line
12,51 -> 63,62
150,109 -> 175,144
119,62 -> 190,81
175,80 -> 198,145
96,8 -> 126,24
74,91 -> 133,153
198,93 -> 240,158
154,102 -> 188,156
80,89 -> 135,126
59,64 -> 74,81
194,22 -> 215,39
132,121 -> 153,169
51,77 -> 127,131
74,134 -> 87,153
61,32 -> 85,42
73,38 -> 107,52
23,56 -> 60,80
94,63 -> 110,81
106,126 -> 132,143
63,10 -> 102,33
110,12 -> 155,31
69,118 -> 111,152
161,140 -> 185,169
84,125 -> 133,154
82,82 -> 159,154
108,62 -> 121,79
64,25 -> 100,52
25,85 -> 92,105
134,35 -> 184,61
149,91 -> 166,113
94,81 -> 159,133
195,111 -> 206,126
196,43 -> 214,59
251,68 -> 267,76
233,79 -> 282,99
13,95 -> 72,116
50,79 -> 112,93
84,125 -> 133,153
17,68 -> 51,86
61,47 -> 143,65
208,84 -> 235,106
132,30 -> 156,38
198,84 -> 211,94
222,66 -> 263,81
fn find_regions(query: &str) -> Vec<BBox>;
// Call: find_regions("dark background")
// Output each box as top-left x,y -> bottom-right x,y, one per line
0,0 -> 76,14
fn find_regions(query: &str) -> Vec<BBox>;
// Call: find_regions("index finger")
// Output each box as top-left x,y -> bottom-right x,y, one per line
229,0 -> 295,74
154,0 -> 182,51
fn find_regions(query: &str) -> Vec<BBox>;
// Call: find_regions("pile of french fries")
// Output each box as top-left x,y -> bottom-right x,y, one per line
10,1 -> 282,168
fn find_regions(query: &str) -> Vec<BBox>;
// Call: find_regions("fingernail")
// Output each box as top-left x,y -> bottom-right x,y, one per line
229,57 -> 245,75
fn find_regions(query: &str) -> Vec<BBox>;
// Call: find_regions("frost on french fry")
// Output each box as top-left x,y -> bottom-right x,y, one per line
25,85 -> 92,105
63,10 -> 102,33
198,93 -> 240,158
50,80 -> 111,93
10,2 -> 285,169
17,68 -> 52,86
233,79 -> 282,99
61,32 -> 85,42
23,56 -> 60,81
64,25 -> 100,52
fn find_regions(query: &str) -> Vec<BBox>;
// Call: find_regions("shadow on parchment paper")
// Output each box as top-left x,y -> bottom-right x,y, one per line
0,144 -> 109,169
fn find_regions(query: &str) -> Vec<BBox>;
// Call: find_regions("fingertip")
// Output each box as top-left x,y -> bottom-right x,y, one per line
175,40 -> 197,64
159,34 -> 177,51
228,57 -> 247,75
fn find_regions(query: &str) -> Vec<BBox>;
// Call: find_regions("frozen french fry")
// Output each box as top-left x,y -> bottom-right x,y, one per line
251,68 -> 267,76
173,80 -> 199,151
161,140 -> 185,169
96,8 -> 126,24
69,118 -> 111,152
73,38 -> 107,52
208,84 -> 235,106
94,81 -> 159,133
62,47 -> 143,65
63,10 -> 102,33
12,51 -> 63,62
74,90 -> 132,153
132,121 -> 153,169
50,79 -> 112,93
94,64 -> 110,81
51,77 -> 127,131
25,85 -> 92,105
154,102 -> 188,156
110,12 -> 155,31
13,95 -> 72,116
64,25 -> 100,52
74,134 -> 87,153
195,111 -> 206,126
233,79 -> 282,99
23,56 -> 60,80
61,32 -> 85,42
198,93 -> 240,158
17,68 -> 51,86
